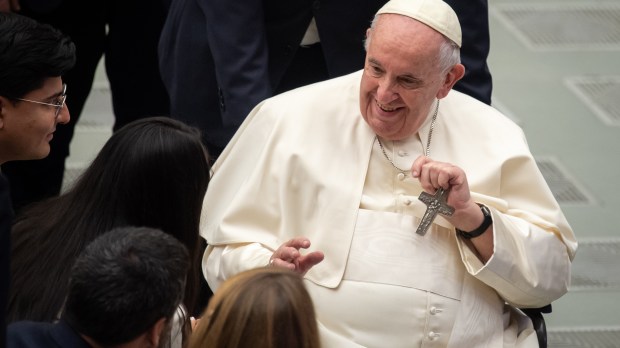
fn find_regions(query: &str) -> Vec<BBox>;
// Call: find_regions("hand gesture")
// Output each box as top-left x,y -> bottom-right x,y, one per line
269,237 -> 324,275
411,155 -> 474,211
412,156 -> 493,261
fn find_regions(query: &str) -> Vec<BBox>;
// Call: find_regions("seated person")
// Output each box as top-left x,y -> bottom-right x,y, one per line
7,226 -> 190,347
190,267 -> 320,348
200,0 -> 578,346
8,117 -> 211,346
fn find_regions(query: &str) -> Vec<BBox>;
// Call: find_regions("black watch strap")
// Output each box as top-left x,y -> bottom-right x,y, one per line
457,204 -> 492,239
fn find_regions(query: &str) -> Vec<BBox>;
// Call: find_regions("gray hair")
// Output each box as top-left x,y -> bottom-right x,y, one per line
364,15 -> 461,77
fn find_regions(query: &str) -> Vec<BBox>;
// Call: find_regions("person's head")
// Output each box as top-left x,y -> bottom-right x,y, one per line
9,116 -> 210,323
190,268 -> 320,348
0,12 -> 75,163
67,116 -> 210,311
360,0 -> 465,141
69,116 -> 209,248
62,226 -> 189,347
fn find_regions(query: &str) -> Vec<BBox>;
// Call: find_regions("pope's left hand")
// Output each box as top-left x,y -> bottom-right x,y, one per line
411,155 -> 474,211
412,156 -> 494,262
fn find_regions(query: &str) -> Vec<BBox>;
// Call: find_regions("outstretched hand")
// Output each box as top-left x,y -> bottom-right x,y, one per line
269,237 -> 324,275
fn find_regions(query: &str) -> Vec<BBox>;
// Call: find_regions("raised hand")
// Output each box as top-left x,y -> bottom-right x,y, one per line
269,237 -> 325,275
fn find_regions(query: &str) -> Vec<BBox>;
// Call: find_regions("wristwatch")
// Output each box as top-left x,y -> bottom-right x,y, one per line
457,204 -> 492,239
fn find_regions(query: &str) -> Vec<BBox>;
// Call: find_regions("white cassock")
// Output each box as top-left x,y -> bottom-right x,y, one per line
200,70 -> 578,347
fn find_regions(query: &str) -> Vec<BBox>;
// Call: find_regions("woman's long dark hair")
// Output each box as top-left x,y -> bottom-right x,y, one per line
8,116 -> 210,323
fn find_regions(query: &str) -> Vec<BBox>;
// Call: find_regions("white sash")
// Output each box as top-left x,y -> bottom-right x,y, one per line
307,209 -> 465,347
343,209 -> 465,300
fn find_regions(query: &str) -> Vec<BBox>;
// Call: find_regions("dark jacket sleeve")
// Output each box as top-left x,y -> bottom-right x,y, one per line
1,174 -> 14,345
445,0 -> 493,105
200,0 -> 274,128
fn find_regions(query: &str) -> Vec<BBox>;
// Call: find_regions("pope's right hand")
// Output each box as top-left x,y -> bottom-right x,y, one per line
269,237 -> 324,275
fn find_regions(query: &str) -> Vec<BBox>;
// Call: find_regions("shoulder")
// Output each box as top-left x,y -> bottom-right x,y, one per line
212,70 -> 372,171
441,90 -> 526,143
7,321 -> 55,347
437,90 -> 534,175
8,320 -> 90,348
444,90 -> 521,129
257,70 -> 363,125
246,71 -> 366,151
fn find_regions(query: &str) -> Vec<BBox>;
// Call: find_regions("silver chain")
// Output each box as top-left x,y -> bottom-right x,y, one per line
375,100 -> 440,173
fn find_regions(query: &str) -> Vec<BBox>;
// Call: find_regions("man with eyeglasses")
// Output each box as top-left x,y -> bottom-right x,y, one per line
2,0 -> 171,215
0,14 -> 74,163
13,84 -> 67,119
0,11 -> 75,345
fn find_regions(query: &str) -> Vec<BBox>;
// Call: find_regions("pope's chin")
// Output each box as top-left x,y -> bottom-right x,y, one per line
364,108 -> 406,140
366,118 -> 402,140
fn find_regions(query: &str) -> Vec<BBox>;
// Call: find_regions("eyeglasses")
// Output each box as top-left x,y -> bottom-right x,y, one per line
15,84 -> 67,118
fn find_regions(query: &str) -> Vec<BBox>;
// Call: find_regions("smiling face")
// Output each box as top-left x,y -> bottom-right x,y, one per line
360,14 -> 463,141
0,77 -> 70,164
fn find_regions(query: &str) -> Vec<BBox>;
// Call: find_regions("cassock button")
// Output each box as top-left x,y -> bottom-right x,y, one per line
428,331 -> 440,340
397,150 -> 408,157
429,306 -> 442,315
397,173 -> 406,181
404,199 -> 412,206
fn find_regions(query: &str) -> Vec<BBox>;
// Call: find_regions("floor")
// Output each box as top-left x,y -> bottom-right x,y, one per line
66,0 -> 620,346
487,0 -> 620,346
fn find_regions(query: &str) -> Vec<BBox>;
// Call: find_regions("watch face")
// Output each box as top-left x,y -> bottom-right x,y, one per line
480,204 -> 491,217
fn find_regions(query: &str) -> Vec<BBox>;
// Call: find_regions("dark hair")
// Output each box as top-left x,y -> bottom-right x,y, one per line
63,226 -> 189,345
0,12 -> 75,99
190,268 -> 321,348
8,117 -> 210,323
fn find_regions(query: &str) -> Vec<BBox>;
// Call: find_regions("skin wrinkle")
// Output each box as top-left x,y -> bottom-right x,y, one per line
359,14 -> 455,141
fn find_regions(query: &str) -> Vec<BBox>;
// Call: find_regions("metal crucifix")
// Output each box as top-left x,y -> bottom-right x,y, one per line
416,187 -> 455,236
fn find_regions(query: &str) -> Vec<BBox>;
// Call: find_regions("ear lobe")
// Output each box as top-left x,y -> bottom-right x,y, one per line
147,318 -> 168,347
436,64 -> 465,99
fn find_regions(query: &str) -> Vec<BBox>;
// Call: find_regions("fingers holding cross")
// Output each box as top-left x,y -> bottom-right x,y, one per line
411,155 -> 473,211
412,155 -> 494,262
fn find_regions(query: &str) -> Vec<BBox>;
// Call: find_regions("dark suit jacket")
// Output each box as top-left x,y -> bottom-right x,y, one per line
18,0 -> 63,13
158,0 -> 491,154
1,174 -> 13,347
159,0 -> 386,154
7,320 -> 90,348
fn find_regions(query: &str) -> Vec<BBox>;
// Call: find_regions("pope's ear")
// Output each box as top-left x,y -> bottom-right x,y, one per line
436,63 -> 465,99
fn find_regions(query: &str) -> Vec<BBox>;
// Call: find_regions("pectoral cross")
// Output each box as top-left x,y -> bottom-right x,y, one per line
415,187 -> 455,236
